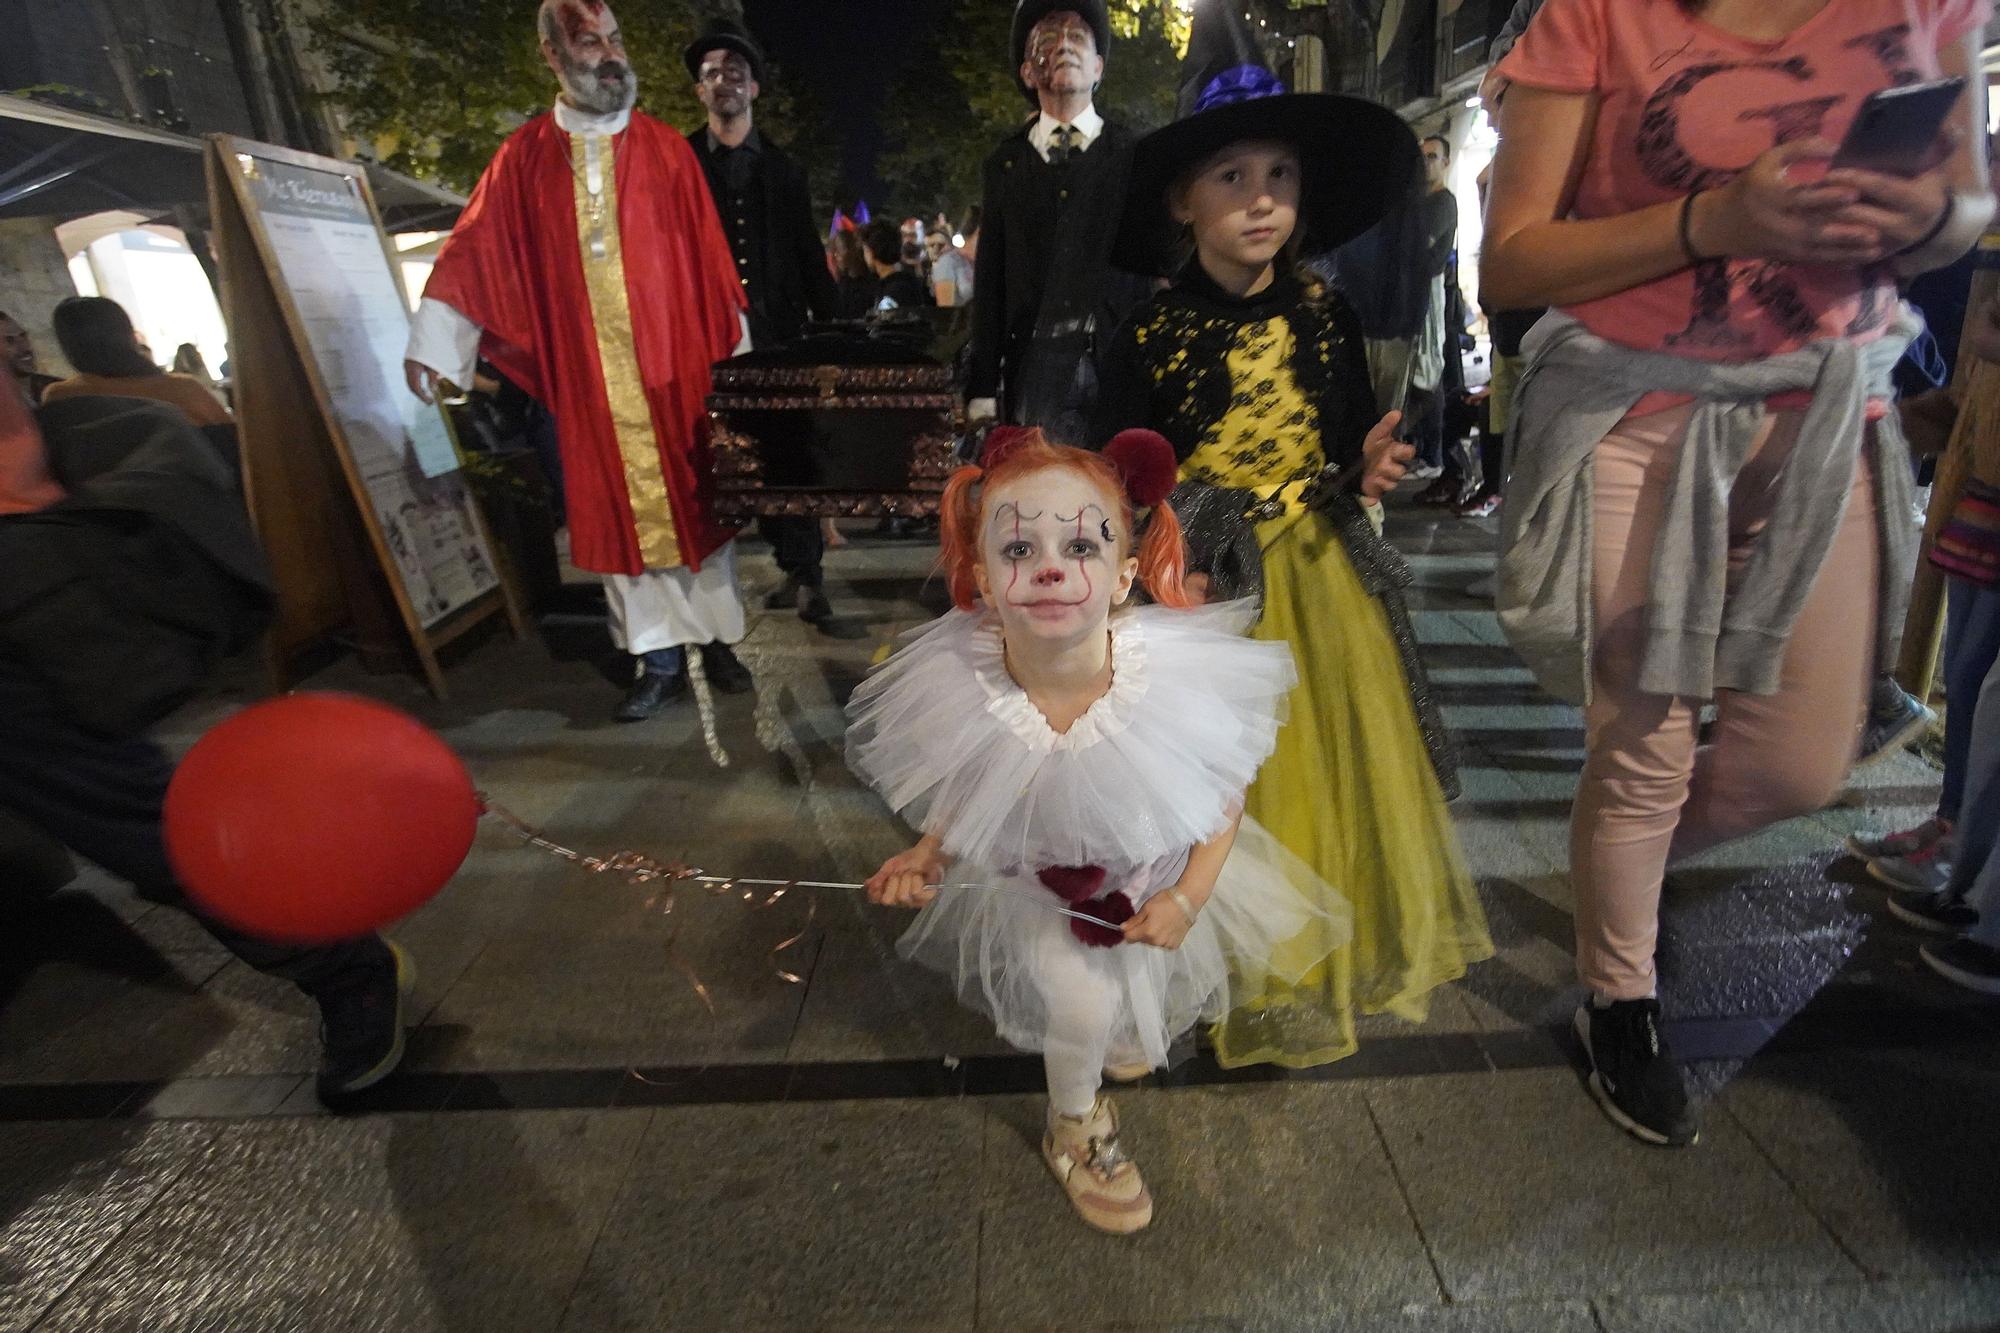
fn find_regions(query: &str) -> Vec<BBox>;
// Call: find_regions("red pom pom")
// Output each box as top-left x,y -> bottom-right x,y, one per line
1036,864 -> 1107,904
1103,429 -> 1178,509
1068,891 -> 1135,948
980,425 -> 1037,471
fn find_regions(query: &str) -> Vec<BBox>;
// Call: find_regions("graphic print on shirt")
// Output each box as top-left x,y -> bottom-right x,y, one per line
1635,25 -> 1923,350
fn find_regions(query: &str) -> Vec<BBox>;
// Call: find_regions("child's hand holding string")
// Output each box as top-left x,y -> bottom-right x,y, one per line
1122,890 -> 1201,950
866,835 -> 950,909
1359,411 -> 1413,502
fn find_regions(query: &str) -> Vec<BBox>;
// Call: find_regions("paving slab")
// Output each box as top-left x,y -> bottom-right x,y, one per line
975,1084 -> 1438,1328
1721,1046 -> 2000,1281
1366,1068 -> 1853,1303
0,1120 -> 214,1332
1261,1296 -> 1602,1333
560,1098 -> 983,1330
784,923 -> 1015,1063
37,1110 -> 649,1333
1598,1275 -> 2000,1332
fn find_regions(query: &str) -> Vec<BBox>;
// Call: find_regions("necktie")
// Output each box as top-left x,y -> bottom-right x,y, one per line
1050,125 -> 1078,165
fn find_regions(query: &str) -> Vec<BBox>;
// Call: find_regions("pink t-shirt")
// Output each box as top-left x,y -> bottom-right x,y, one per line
1498,0 -> 1988,373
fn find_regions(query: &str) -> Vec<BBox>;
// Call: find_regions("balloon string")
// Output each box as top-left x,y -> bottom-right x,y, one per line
474,796 -> 1130,1014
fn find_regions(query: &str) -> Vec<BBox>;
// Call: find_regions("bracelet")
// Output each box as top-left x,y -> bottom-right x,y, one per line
1165,887 -> 1200,927
1896,197 -> 1956,258
1676,190 -> 1710,266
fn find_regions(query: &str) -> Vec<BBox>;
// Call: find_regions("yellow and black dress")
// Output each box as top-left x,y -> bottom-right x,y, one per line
1094,264 -> 1491,1067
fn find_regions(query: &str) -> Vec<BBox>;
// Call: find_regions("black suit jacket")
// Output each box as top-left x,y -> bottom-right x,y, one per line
967,118 -> 1152,414
685,129 -> 839,348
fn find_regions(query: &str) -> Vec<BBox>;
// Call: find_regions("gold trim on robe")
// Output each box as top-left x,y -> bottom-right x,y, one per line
569,129 -> 681,568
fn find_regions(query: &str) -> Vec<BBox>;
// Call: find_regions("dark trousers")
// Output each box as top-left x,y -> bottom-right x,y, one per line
758,516 -> 824,587
0,666 -> 388,999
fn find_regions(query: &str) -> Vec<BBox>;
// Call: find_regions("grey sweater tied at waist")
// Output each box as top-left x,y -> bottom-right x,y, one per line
1498,308 -> 1919,707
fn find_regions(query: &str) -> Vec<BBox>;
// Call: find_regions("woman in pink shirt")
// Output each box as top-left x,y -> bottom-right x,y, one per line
1483,0 -> 1992,1147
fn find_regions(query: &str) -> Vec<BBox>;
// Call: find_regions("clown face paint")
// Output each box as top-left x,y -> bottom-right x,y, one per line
974,469 -> 1136,649
541,0 -> 637,116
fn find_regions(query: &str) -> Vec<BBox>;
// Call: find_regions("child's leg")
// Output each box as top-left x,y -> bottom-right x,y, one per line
1035,933 -> 1120,1117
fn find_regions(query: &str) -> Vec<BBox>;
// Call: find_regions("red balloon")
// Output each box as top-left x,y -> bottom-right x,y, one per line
165,693 -> 479,943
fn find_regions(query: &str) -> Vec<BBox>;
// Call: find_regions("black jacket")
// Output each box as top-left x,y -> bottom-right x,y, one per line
685,128 -> 839,349
0,397 -> 273,737
967,118 -> 1154,424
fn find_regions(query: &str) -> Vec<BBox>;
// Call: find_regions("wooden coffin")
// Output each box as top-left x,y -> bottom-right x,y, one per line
706,332 -> 962,522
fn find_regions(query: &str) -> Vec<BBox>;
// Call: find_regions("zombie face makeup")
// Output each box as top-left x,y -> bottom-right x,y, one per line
541,0 -> 637,116
696,49 -> 756,119
1022,12 -> 1102,99
974,469 -> 1136,646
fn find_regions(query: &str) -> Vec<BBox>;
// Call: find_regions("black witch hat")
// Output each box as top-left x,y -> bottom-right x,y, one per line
683,16 -> 768,85
1108,0 -> 1420,276
1010,0 -> 1112,106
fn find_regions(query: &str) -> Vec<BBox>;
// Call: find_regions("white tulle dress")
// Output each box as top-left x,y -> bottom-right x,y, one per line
846,601 -> 1352,1075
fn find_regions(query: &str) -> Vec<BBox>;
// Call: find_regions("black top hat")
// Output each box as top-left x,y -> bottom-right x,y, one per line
683,18 -> 767,85
1109,0 -> 1420,276
1010,0 -> 1111,106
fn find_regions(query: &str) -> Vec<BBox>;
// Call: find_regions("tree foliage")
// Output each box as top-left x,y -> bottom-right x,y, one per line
311,0 -> 836,201
875,0 -> 1189,224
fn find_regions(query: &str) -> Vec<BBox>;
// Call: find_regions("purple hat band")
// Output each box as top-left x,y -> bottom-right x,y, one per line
1194,63 -> 1287,113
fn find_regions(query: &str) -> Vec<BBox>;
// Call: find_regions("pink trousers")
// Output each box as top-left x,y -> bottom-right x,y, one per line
1572,405 -> 1878,999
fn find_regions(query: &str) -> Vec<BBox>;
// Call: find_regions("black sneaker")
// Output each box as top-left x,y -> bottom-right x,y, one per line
1920,938 -> 2000,996
316,941 -> 414,1100
1886,889 -> 1979,935
1573,999 -> 1699,1147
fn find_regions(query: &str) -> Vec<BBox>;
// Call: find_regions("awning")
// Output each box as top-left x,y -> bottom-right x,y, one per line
0,95 -> 206,221
366,165 -> 466,233
0,95 -> 464,232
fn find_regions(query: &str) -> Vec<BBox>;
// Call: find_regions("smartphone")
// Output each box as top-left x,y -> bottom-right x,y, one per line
1831,77 -> 1967,176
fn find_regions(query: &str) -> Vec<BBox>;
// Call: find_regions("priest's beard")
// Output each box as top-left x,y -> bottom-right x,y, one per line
559,58 -> 637,116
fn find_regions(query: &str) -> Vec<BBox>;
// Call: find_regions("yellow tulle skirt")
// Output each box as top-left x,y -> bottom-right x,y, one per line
1211,512 -> 1492,1069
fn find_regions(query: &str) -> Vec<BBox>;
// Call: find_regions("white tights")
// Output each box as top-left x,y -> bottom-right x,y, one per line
1034,924 -> 1122,1118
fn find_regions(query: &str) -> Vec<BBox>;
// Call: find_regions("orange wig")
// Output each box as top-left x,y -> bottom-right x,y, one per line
937,428 -> 1191,612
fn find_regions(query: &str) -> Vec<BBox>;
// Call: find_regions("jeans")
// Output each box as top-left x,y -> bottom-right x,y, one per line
1940,580 -> 2000,821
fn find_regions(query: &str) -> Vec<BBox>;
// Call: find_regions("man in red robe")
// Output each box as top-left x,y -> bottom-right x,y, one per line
405,0 -> 753,721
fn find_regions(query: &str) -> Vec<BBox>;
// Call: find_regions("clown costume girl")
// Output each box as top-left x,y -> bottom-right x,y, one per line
848,427 -> 1347,1234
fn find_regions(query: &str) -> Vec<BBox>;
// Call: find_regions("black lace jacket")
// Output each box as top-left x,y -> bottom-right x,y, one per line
1090,263 -> 1460,799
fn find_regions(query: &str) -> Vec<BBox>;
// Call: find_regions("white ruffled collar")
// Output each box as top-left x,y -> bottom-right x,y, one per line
968,613 -> 1147,753
845,601 -> 1296,874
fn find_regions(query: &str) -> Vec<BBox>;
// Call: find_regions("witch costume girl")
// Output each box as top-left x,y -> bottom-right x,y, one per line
1092,0 -> 1492,1070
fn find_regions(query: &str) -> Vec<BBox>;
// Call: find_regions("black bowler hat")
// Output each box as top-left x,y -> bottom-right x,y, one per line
683,18 -> 767,85
1109,0 -> 1420,276
1011,0 -> 1111,106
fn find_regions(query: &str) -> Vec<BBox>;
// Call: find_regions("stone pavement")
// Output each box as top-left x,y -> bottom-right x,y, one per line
2,503 -> 1997,1332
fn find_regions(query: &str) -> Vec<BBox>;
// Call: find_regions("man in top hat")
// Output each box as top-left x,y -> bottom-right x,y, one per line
404,0 -> 756,723
683,18 -> 842,628
965,2 -> 1153,442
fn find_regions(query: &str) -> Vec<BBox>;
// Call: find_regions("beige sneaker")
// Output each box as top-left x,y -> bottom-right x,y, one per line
1102,1060 -> 1152,1083
1043,1095 -> 1154,1234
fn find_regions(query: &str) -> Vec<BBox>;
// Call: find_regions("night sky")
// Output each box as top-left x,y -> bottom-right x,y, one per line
743,0 -> 946,205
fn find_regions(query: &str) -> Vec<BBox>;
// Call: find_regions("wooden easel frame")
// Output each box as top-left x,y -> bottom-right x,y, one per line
207,135 -> 524,700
